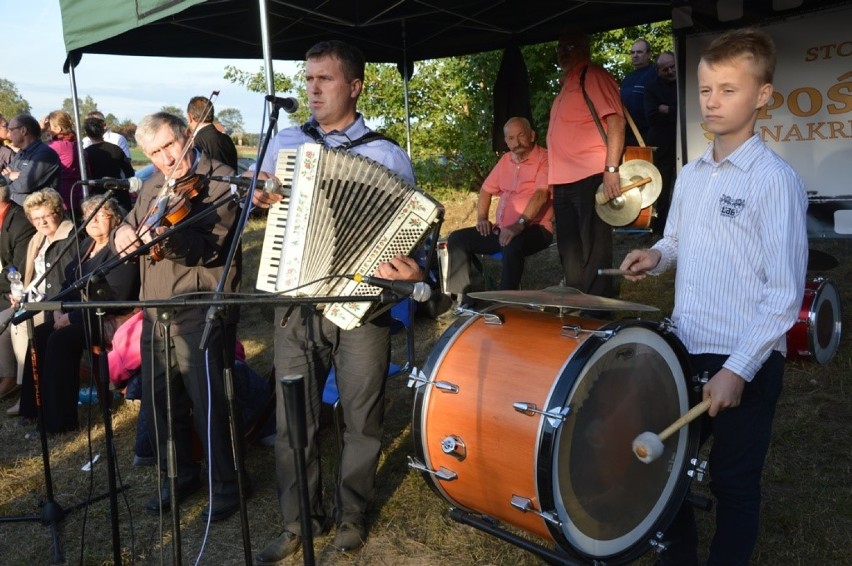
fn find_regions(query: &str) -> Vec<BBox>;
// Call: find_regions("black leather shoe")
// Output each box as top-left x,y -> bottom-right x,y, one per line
145,476 -> 202,515
255,531 -> 301,565
202,492 -> 241,522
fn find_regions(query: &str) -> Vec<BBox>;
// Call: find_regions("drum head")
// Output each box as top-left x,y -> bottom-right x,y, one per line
539,323 -> 697,563
810,279 -> 842,364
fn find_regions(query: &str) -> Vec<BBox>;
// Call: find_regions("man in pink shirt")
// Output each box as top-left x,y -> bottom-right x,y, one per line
445,117 -> 552,305
547,30 -> 625,299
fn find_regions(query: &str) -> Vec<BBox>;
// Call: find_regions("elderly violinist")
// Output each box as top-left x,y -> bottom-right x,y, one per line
113,111 -> 244,521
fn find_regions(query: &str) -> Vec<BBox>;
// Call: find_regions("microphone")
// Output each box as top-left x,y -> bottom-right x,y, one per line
208,175 -> 285,195
265,95 -> 299,114
352,274 -> 432,303
81,177 -> 143,192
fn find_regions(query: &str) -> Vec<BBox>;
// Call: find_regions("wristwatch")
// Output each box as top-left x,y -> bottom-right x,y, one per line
604,165 -> 620,173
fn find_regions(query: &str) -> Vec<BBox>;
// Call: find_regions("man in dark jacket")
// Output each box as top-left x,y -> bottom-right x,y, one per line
114,111 -> 244,522
0,114 -> 61,205
187,96 -> 239,171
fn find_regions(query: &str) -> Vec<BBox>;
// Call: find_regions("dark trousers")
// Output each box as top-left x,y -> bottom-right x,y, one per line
661,352 -> 784,566
140,321 -> 240,495
445,224 -> 552,295
20,321 -> 87,433
273,306 -> 390,533
553,176 -> 613,297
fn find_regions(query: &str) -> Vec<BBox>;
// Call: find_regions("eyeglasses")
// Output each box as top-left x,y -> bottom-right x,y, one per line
30,212 -> 58,223
7,125 -> 23,132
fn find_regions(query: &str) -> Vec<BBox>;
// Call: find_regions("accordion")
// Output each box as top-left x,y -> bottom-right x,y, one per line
256,143 -> 444,330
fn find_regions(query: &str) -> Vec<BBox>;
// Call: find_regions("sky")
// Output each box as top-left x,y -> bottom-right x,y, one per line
4,2 -> 298,132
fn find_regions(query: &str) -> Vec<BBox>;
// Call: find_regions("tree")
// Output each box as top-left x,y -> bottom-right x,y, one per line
114,118 -> 137,145
161,105 -> 186,121
62,95 -> 99,120
0,78 -> 31,117
221,21 -> 674,191
217,107 -> 244,134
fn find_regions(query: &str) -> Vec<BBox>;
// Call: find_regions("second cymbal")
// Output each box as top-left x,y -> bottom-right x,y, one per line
595,186 -> 642,226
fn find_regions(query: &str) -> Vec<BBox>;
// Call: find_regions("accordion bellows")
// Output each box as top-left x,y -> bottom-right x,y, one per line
256,143 -> 444,330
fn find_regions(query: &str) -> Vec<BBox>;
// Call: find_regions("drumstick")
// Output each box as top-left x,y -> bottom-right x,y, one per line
595,176 -> 653,205
597,268 -> 642,277
632,398 -> 712,464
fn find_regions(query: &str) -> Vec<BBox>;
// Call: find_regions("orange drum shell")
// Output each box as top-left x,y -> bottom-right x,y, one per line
417,307 -> 606,541
627,206 -> 654,229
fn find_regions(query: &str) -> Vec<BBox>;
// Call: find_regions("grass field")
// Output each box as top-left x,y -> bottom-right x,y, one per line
0,190 -> 849,565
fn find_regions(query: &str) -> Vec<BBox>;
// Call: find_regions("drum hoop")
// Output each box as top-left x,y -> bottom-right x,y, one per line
806,279 -> 843,364
536,319 -> 699,562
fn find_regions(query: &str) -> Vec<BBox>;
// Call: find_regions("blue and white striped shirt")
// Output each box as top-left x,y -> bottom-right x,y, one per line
258,114 -> 415,184
650,135 -> 808,381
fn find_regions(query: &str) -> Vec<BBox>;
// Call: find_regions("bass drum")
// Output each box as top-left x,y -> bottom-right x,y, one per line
786,277 -> 842,364
412,306 -> 699,564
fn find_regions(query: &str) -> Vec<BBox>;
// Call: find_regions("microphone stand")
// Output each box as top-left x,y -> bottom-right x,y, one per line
31,293 -> 387,563
0,190 -> 131,564
0,307 -> 129,565
196,99 -> 285,564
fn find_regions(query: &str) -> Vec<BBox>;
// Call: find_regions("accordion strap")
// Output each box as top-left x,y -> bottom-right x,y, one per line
301,122 -> 399,150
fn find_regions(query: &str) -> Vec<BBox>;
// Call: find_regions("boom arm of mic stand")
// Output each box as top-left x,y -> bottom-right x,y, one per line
199,102 -> 284,350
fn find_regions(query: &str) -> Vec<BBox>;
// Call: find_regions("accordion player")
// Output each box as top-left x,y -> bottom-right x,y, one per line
256,142 -> 444,330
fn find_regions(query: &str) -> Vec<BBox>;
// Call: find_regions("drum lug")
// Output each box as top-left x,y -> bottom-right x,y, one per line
407,456 -> 458,481
512,402 -> 570,427
407,369 -> 459,393
561,325 -> 614,340
658,317 -> 678,333
441,435 -> 467,460
649,532 -> 670,554
687,457 -> 709,482
510,495 -> 562,527
691,371 -> 710,393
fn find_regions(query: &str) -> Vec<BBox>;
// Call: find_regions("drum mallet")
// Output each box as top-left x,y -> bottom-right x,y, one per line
632,398 -> 712,464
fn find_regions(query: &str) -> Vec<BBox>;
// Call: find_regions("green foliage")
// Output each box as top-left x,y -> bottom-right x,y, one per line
217,107 -> 244,133
161,105 -> 185,121
62,95 -> 99,120
220,21 -> 672,190
0,78 -> 31,117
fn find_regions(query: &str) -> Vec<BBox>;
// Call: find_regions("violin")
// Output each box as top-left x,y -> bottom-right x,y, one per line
138,172 -> 205,261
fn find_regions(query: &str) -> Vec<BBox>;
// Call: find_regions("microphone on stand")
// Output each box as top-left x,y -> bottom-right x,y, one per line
80,177 -> 143,192
264,95 -> 299,114
208,175 -> 286,196
352,274 -> 432,303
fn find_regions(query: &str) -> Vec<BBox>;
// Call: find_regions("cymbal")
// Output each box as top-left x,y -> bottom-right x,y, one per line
596,186 -> 642,226
621,159 -> 663,208
468,286 -> 659,312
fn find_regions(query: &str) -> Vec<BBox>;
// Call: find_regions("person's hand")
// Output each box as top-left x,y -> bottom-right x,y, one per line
374,254 -> 424,282
475,218 -> 493,237
603,170 -> 622,201
618,248 -> 661,281
5,171 -> 19,182
248,171 -> 282,208
703,368 -> 745,417
114,224 -> 141,257
498,224 -> 522,246
53,312 -> 71,330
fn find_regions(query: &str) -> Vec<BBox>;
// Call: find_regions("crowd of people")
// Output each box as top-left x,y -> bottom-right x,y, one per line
0,27 -> 805,566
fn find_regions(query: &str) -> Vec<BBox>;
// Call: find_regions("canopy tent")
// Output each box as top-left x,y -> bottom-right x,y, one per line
60,0 -> 672,64
57,0 -> 842,156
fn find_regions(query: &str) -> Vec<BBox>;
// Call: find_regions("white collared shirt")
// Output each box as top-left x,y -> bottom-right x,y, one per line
650,135 -> 808,381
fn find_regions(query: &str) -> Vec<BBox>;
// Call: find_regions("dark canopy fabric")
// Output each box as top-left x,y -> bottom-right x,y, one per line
61,0 -> 673,63
60,0 -> 844,65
